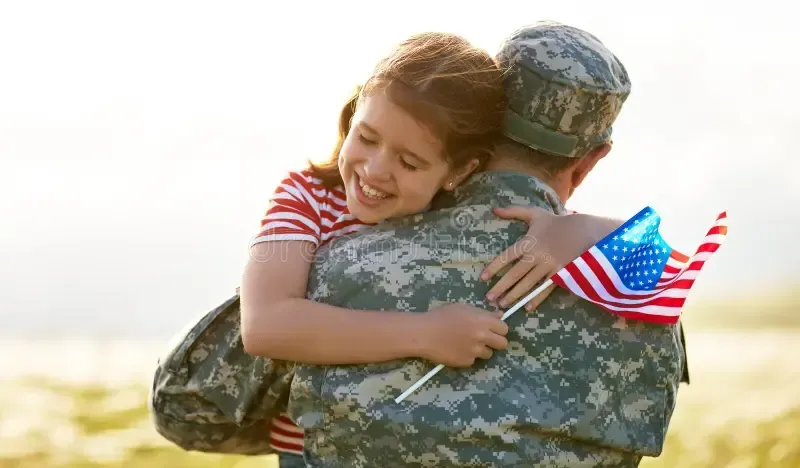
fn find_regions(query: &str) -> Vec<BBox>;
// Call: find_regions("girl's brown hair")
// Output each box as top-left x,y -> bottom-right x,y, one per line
309,32 -> 506,187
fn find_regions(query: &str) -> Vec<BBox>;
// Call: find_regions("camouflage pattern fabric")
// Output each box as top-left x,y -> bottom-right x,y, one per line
498,21 -> 631,158
149,295 -> 293,455
288,171 -> 685,467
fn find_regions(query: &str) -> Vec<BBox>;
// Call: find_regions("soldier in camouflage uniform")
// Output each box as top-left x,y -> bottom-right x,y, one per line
286,22 -> 685,467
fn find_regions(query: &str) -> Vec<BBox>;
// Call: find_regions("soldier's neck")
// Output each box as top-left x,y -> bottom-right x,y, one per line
483,157 -> 570,204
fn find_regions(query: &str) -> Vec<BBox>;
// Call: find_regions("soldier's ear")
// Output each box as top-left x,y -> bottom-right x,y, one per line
444,157 -> 481,190
570,143 -> 611,191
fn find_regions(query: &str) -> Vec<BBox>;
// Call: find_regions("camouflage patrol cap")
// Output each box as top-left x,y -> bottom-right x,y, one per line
497,21 -> 631,158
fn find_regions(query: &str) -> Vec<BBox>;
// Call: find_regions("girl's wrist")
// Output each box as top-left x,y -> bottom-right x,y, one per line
570,213 -> 624,247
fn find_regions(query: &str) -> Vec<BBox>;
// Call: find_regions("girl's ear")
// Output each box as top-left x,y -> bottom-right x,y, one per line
443,158 -> 481,191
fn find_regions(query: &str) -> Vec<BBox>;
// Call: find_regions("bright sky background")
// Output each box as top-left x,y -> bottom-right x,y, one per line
1,1 -> 796,338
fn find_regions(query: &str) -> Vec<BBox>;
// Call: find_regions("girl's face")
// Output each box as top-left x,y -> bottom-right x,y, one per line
338,92 -> 475,224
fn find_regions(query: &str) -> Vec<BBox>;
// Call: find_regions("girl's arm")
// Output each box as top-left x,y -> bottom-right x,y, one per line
240,241 -> 509,367
480,206 -> 624,310
240,240 -> 427,364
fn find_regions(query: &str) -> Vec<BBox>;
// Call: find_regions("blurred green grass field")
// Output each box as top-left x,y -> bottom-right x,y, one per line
2,295 -> 798,467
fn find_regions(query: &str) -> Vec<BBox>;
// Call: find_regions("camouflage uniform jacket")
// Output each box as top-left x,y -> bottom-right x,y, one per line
288,171 -> 685,467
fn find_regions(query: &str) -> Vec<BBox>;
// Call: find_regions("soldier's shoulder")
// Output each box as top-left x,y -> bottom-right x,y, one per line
438,171 -> 566,214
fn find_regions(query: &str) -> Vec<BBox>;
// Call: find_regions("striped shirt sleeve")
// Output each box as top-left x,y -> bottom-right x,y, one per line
251,171 -> 324,247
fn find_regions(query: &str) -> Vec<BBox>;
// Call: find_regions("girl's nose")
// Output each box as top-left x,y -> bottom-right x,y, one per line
363,151 -> 393,182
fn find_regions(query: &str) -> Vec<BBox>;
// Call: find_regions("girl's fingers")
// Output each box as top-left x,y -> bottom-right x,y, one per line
500,262 -> 554,306
524,283 -> 558,312
493,205 -> 547,222
481,237 -> 530,281
486,258 -> 536,304
476,346 -> 494,360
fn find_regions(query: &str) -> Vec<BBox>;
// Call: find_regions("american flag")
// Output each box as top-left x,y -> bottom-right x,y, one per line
550,207 -> 728,324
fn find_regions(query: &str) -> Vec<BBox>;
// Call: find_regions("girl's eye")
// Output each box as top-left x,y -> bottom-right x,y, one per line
400,158 -> 418,171
358,134 -> 376,145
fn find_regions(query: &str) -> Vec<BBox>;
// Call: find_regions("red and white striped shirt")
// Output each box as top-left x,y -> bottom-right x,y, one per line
266,414 -> 307,455
251,169 -> 371,248
250,169 -> 373,455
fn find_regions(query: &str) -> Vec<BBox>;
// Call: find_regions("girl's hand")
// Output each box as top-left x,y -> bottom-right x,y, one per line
480,206 -> 588,312
420,303 -> 508,367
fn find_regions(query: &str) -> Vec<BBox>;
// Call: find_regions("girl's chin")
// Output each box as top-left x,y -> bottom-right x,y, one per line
350,208 -> 387,224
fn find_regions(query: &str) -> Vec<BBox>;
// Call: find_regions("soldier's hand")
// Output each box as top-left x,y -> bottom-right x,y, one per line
419,304 -> 509,368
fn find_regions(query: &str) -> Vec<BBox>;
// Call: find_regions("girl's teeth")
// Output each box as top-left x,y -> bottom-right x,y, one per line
359,180 -> 388,199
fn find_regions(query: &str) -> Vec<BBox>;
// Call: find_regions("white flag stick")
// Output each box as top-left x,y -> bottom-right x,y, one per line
394,279 -> 554,404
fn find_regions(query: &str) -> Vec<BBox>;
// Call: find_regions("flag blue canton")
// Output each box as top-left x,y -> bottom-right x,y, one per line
597,207 -> 673,291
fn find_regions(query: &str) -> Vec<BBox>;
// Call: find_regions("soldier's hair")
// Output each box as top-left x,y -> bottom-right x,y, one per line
494,137 -> 583,179
309,32 -> 506,187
